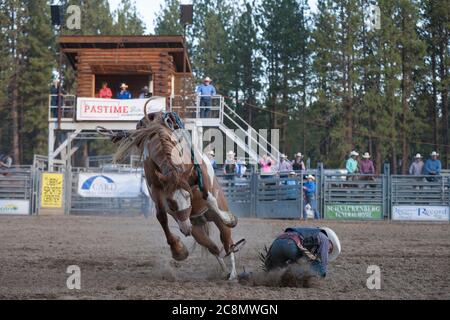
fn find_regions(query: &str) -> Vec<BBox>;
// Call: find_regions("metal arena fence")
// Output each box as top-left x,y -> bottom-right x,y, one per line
0,162 -> 449,221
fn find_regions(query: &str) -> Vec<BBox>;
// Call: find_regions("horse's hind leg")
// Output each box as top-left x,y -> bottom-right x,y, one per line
207,213 -> 237,280
155,202 -> 189,261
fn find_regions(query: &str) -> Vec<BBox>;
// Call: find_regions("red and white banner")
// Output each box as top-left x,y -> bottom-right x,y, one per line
76,97 -> 166,121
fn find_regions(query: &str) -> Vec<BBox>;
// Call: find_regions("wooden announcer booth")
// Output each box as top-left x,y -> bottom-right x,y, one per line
59,35 -> 193,98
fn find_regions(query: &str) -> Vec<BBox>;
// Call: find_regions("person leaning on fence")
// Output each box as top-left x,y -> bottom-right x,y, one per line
423,151 -> 442,182
359,152 -> 375,181
99,82 -> 113,99
292,152 -> 306,171
196,76 -> 216,118
278,154 -> 293,173
409,153 -> 424,176
236,158 -> 247,178
346,151 -> 359,181
259,154 -> 275,175
0,153 -> 12,176
303,175 -> 320,220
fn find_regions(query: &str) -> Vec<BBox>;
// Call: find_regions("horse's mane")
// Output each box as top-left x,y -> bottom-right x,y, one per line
114,113 -> 191,194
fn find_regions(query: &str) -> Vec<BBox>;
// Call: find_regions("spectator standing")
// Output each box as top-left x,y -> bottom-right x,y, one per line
99,82 -> 113,99
139,86 -> 152,99
292,152 -> 306,171
117,83 -> 132,99
50,79 -> 65,118
303,175 -> 320,220
236,158 -> 247,178
409,154 -> 424,176
346,151 -> 359,176
259,154 -> 275,174
359,152 -> 375,177
0,153 -> 12,168
278,154 -> 293,173
207,150 -> 217,170
196,77 -> 216,118
224,151 -> 236,179
423,151 -> 441,181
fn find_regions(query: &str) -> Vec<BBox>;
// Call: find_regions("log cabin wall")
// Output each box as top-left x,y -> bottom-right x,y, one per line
75,48 -> 175,97
60,36 -> 193,99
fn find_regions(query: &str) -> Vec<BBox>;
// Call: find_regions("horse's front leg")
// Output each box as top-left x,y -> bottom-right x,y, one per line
155,201 -> 189,261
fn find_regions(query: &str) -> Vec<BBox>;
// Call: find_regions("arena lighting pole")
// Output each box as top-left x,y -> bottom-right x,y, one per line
180,1 -> 193,110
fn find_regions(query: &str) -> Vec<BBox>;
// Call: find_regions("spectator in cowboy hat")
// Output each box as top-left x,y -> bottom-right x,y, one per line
117,83 -> 132,100
278,154 -> 293,173
292,152 -> 306,171
303,175 -> 320,220
423,151 -> 441,181
359,152 -> 375,175
346,151 -> 359,175
99,82 -> 113,99
196,76 -> 217,118
409,153 -> 424,176
207,150 -> 217,169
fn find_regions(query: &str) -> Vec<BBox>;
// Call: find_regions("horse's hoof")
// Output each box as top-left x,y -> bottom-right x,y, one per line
223,214 -> 238,228
170,240 -> 189,261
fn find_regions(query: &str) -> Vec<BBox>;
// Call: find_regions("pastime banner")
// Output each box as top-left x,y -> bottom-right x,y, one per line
76,97 -> 166,121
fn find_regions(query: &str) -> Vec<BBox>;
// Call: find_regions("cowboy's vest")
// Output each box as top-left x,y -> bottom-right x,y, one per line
277,227 -> 325,255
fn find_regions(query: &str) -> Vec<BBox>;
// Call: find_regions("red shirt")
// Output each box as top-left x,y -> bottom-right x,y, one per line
99,87 -> 112,99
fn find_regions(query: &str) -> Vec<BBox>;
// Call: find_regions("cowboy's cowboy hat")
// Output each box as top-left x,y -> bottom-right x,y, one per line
350,151 -> 359,157
362,152 -> 371,159
288,171 -> 297,176
306,174 -> 315,180
430,151 -> 439,157
280,154 -> 288,159
320,227 -> 341,261
227,151 -> 235,156
204,77 -> 212,82
208,150 -> 215,156
414,153 -> 422,158
295,152 -> 303,158
120,83 -> 128,89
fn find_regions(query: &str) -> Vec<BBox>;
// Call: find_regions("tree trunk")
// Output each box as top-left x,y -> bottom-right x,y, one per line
431,53 -> 439,149
439,49 -> 449,168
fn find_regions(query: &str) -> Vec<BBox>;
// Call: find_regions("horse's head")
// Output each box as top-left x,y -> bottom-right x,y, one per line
156,168 -> 194,236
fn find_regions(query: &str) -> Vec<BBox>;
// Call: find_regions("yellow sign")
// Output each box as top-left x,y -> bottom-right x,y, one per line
41,173 -> 64,208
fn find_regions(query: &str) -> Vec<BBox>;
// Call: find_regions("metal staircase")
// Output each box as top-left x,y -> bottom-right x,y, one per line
170,95 -> 281,163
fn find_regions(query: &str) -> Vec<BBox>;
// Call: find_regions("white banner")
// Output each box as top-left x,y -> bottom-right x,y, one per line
392,205 -> 449,221
76,97 -> 166,121
77,173 -> 142,198
0,200 -> 30,215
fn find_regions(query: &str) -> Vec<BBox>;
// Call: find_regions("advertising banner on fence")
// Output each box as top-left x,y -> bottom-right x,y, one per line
76,97 -> 166,121
0,200 -> 30,215
392,206 -> 449,221
41,173 -> 64,208
325,204 -> 383,220
78,173 -> 142,198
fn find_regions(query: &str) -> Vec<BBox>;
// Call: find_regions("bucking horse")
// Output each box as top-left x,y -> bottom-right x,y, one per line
101,99 -> 244,280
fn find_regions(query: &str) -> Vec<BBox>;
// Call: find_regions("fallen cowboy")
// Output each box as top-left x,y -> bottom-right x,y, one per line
238,226 -> 341,287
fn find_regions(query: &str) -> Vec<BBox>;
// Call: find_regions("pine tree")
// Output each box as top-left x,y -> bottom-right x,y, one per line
114,0 -> 146,35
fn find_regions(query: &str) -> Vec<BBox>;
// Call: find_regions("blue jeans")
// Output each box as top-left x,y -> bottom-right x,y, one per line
266,239 -> 300,270
200,98 -> 211,118
304,195 -> 320,219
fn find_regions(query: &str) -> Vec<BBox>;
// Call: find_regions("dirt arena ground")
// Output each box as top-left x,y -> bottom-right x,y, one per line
0,215 -> 449,300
